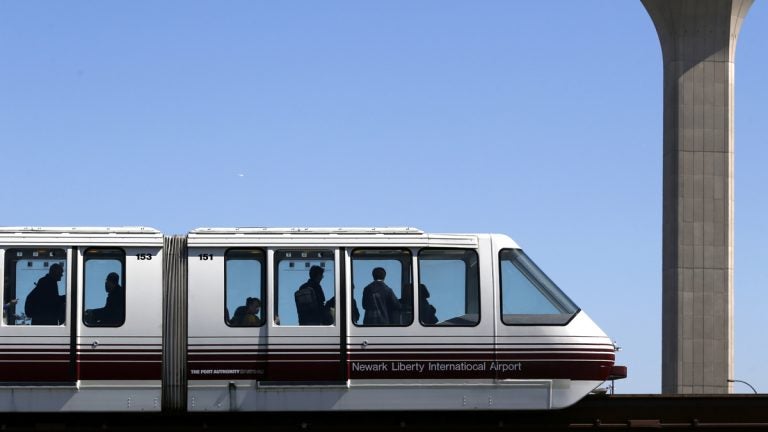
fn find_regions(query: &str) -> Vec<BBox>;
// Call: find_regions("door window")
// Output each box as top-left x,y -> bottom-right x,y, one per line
4,248 -> 67,326
352,249 -> 412,326
274,250 -> 335,326
83,248 -> 126,327
225,249 -> 265,327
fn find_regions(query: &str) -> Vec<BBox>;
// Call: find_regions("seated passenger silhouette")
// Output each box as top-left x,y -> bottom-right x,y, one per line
362,267 -> 402,325
85,272 -> 125,326
295,265 -> 330,325
25,263 -> 66,325
419,283 -> 438,325
231,297 -> 261,326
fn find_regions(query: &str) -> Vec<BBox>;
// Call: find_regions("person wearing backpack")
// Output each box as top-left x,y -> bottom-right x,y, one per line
295,265 -> 329,325
25,263 -> 66,325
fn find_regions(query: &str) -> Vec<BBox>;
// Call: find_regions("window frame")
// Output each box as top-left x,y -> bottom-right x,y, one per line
273,248 -> 336,327
351,248 -> 413,328
417,247 -> 481,328
82,247 -> 126,328
498,248 -> 581,327
224,248 -> 267,328
4,247 -> 68,327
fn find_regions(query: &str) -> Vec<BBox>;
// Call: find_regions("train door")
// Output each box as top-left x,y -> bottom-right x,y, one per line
187,246 -> 269,383
265,248 -> 344,383
345,242 -> 493,393
76,245 -> 164,383
0,247 -> 76,383
346,247 -> 416,384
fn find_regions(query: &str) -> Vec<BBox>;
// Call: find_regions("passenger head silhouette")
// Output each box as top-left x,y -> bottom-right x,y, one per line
309,265 -> 324,281
372,267 -> 386,281
49,263 -> 63,281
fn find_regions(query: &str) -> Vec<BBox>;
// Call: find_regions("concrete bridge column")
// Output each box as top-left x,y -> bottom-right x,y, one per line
641,0 -> 752,394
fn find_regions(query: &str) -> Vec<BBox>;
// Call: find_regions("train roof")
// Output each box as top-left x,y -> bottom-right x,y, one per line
0,227 -> 521,249
187,227 -> 520,248
0,226 -> 163,246
0,226 -> 161,235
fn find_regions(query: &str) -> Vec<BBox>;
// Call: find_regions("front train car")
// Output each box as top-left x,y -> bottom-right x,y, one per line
491,233 -> 624,408
185,228 -> 624,412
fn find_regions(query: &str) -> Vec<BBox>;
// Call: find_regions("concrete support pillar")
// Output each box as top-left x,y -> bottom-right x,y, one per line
641,0 -> 752,394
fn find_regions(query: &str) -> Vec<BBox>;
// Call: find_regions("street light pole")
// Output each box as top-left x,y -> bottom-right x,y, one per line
728,379 -> 758,394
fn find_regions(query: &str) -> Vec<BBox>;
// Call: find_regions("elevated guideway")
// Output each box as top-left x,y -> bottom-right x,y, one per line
0,394 -> 766,431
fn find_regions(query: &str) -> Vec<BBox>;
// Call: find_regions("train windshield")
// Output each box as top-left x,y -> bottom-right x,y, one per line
499,249 -> 579,325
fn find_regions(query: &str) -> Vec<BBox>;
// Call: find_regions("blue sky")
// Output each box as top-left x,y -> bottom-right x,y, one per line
1,1 -> 766,394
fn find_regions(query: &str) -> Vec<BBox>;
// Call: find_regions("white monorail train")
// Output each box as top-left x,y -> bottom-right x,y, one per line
0,227 -> 625,412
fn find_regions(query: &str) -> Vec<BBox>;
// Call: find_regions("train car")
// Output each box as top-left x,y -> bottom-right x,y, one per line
0,227 -> 164,412
1,226 -> 624,412
184,227 -> 622,411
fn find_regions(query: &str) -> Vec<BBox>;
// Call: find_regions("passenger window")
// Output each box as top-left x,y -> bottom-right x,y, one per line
225,249 -> 265,327
83,248 -> 126,327
418,249 -> 480,326
352,249 -> 412,327
3,248 -> 67,326
499,249 -> 579,325
274,250 -> 334,326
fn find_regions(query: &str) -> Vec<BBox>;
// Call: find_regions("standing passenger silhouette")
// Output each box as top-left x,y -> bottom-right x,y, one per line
295,265 -> 328,325
362,267 -> 401,325
25,263 -> 66,325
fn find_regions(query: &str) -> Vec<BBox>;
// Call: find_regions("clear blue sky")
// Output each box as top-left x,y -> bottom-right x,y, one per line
1,1 -> 766,394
